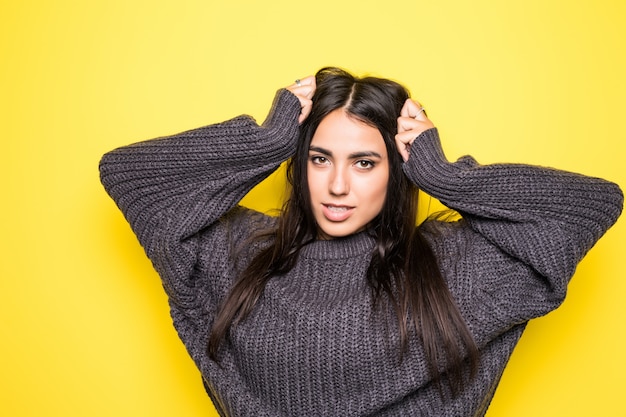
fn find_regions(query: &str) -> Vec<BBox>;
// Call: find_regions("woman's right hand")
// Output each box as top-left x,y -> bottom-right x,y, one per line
286,76 -> 316,124
395,98 -> 435,162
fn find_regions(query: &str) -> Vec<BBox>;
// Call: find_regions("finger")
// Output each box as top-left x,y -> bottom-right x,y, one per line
400,99 -> 417,116
400,99 -> 412,118
396,129 -> 422,145
413,105 -> 427,121
397,115 -> 423,134
286,75 -> 317,123
290,84 -> 316,100
288,75 -> 316,96
395,116 -> 436,161
394,133 -> 410,162
398,118 -> 435,137
395,129 -> 426,162
404,98 -> 429,119
297,75 -> 316,87
298,98 -> 313,123
290,75 -> 315,86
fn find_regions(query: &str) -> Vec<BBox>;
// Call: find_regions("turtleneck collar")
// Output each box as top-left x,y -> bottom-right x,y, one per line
299,231 -> 376,260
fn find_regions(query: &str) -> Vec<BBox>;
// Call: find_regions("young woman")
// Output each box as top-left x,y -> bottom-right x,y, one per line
99,67 -> 623,416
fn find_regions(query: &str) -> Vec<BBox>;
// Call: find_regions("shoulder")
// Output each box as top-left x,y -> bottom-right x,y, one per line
420,213 -> 519,264
419,215 -> 525,286
418,215 -> 515,303
221,206 -> 278,244
419,214 -> 473,253
190,206 -> 278,300
201,206 -> 278,250
197,206 -> 278,267
419,215 -> 566,342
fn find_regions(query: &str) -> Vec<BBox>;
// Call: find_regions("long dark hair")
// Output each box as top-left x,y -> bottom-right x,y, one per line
208,67 -> 479,394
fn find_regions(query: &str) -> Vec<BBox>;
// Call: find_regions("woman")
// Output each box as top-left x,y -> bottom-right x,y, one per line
99,67 -> 623,416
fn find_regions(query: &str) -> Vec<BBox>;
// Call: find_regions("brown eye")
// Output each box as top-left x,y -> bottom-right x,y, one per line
310,156 -> 329,165
355,160 -> 375,169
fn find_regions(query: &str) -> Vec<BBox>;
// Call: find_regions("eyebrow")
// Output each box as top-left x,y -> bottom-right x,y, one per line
309,146 -> 383,159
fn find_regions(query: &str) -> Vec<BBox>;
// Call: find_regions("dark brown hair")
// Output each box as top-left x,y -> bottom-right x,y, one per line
208,67 -> 479,395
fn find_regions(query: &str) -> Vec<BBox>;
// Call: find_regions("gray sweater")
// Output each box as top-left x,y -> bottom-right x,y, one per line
99,89 -> 623,416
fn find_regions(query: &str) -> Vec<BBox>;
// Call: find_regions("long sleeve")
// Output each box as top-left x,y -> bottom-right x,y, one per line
403,128 -> 623,341
99,89 -> 301,307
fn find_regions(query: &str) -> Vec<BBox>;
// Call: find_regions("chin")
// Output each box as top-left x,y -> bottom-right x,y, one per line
317,224 -> 364,240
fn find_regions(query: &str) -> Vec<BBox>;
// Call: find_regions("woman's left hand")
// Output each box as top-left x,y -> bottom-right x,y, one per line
395,98 -> 435,162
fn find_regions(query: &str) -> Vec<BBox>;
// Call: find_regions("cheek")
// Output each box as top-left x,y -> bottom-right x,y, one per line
361,173 -> 389,207
375,169 -> 390,194
373,177 -> 389,206
306,168 -> 322,199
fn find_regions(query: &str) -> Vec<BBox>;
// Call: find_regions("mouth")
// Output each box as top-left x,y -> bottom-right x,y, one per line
321,203 -> 354,222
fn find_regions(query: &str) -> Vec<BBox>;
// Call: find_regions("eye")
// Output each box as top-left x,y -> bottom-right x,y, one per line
355,160 -> 375,170
310,155 -> 329,166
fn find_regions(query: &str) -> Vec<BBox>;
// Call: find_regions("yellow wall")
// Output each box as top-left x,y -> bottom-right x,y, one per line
2,1 -> 624,415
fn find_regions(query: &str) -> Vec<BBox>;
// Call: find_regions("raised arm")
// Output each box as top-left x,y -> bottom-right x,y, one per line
404,127 -> 622,289
396,97 -> 622,287
99,89 -> 301,256
395,98 -> 623,344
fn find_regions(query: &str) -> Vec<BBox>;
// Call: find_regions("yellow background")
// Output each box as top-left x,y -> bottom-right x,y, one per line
2,0 -> 625,415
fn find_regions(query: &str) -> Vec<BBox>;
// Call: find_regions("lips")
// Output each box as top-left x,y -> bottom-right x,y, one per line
321,203 -> 354,222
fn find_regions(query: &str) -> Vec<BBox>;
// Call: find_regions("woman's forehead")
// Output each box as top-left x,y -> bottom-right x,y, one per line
311,109 -> 386,156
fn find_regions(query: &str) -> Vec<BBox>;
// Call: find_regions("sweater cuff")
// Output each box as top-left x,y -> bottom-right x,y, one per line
402,128 -> 480,199
262,88 -> 301,128
254,88 -> 302,163
403,128 -> 451,184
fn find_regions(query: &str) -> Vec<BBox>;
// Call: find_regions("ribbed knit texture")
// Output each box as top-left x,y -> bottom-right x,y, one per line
99,89 -> 623,416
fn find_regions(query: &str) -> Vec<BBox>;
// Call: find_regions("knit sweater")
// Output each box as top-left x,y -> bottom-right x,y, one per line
99,89 -> 623,417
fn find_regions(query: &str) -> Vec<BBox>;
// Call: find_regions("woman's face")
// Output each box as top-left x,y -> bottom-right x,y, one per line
307,108 -> 389,239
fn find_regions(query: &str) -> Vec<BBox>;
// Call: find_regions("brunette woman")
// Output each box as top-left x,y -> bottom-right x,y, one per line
100,67 -> 622,416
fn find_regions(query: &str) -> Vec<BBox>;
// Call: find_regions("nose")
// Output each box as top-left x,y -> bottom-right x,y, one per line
329,165 -> 349,196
